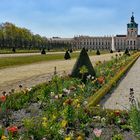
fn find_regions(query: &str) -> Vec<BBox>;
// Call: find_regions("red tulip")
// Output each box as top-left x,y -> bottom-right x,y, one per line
114,110 -> 121,116
0,96 -> 6,102
7,126 -> 18,134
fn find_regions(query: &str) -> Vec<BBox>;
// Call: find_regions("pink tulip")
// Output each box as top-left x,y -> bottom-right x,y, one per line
93,128 -> 102,137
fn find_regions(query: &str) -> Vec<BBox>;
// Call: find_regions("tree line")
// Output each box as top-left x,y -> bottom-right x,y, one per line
0,22 -> 48,50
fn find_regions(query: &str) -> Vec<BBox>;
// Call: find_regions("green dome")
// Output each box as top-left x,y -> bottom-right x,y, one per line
127,13 -> 138,28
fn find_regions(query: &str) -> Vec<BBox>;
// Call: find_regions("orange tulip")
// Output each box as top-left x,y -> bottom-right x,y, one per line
97,77 -> 105,84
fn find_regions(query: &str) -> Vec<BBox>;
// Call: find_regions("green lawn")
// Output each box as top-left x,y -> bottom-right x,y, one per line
0,51 -> 108,69
0,48 -> 78,54
0,49 -> 41,54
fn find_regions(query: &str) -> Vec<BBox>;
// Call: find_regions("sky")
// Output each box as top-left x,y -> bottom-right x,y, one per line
0,0 -> 140,38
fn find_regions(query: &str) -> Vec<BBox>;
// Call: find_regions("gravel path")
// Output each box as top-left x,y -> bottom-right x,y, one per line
0,51 -> 80,58
0,52 -> 64,58
0,53 -> 120,94
100,57 -> 140,110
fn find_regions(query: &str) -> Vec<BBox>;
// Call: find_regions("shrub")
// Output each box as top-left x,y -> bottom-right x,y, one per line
124,48 -> 130,55
41,49 -> 46,55
69,48 -> 73,53
12,47 -> 16,53
47,47 -> 50,51
110,49 -> 113,53
96,49 -> 100,55
64,51 -> 71,60
71,48 -> 96,81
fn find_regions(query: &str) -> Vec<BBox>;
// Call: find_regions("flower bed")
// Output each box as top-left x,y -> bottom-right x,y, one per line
87,52 -> 140,107
0,52 -> 139,140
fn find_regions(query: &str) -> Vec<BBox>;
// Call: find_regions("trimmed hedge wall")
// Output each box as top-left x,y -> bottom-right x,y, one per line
87,53 -> 140,107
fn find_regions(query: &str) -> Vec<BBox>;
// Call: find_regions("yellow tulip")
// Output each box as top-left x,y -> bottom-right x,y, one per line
42,117 -> 47,121
77,104 -> 80,108
65,136 -> 71,140
61,120 -> 68,128
77,136 -> 83,140
42,122 -> 47,128
1,135 -> 8,140
52,115 -> 56,120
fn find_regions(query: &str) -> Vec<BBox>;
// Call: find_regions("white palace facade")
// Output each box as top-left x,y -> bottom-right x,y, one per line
48,14 -> 140,51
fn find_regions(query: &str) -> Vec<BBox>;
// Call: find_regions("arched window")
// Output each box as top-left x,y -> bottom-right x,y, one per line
134,41 -> 135,45
130,41 -> 132,45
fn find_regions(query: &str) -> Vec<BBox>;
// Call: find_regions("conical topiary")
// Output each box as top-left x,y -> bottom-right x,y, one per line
124,48 -> 129,55
64,51 -> 71,60
12,47 -> 16,53
71,48 -> 96,81
41,48 -> 46,54
69,48 -> 73,53
110,49 -> 113,53
96,49 -> 100,55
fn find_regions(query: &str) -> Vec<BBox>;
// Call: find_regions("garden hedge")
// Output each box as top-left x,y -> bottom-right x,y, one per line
87,52 -> 140,107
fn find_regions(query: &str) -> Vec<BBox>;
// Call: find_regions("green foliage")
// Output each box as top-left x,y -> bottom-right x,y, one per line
112,134 -> 123,140
0,22 -> 48,49
71,48 -> 96,80
129,102 -> 140,136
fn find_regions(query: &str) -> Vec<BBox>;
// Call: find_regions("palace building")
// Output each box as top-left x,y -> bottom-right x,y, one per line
48,14 -> 140,51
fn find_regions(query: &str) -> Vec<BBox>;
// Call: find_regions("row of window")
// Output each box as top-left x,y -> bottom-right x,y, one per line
75,46 -> 111,49
76,41 -> 111,46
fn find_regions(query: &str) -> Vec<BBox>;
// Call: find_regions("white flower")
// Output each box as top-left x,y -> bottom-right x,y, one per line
69,131 -> 74,137
63,88 -> 71,94
87,75 -> 91,79
58,129 -> 64,135
91,76 -> 95,80
93,116 -> 101,121
50,92 -> 55,97
27,88 -> 32,92
101,117 -> 106,123
83,101 -> 88,106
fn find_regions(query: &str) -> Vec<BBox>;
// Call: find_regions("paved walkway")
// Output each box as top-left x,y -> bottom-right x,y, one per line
101,57 -> 140,110
0,53 -> 119,94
